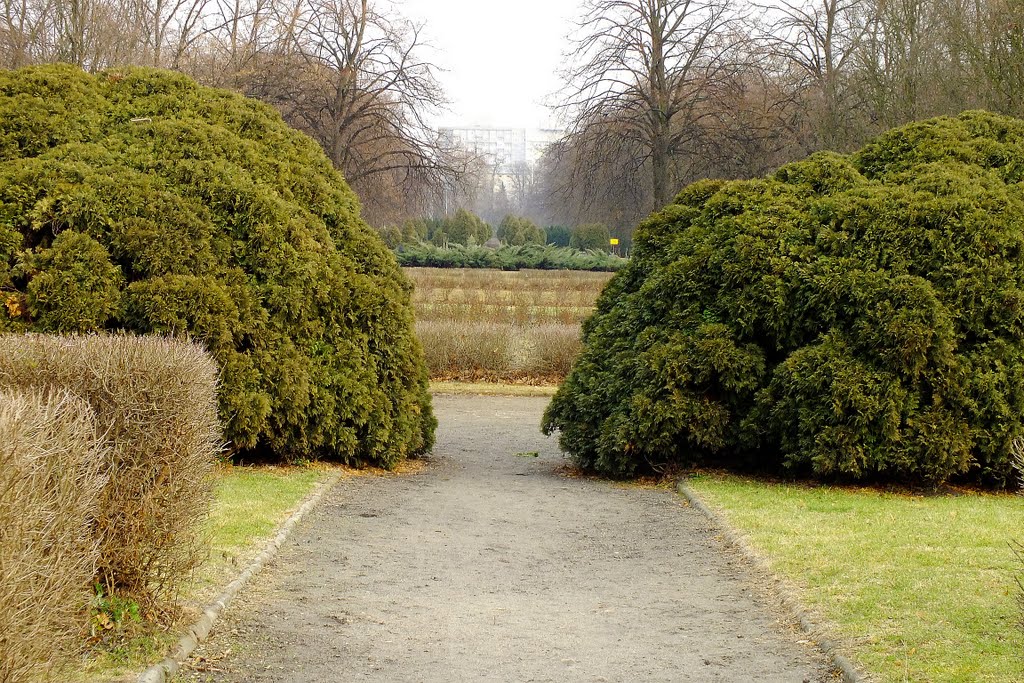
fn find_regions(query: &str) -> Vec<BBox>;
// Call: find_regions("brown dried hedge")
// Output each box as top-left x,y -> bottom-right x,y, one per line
0,334 -> 221,608
0,389 -> 106,683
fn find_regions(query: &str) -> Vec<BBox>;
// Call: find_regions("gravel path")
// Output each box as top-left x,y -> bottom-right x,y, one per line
183,394 -> 836,682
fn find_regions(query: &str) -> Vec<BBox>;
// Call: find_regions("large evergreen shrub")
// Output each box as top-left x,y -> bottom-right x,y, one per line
431,208 -> 490,246
543,111 -> 1024,487
0,64 -> 435,466
545,225 -> 572,247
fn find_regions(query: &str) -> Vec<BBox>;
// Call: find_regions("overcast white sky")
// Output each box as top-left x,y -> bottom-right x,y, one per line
399,0 -> 580,130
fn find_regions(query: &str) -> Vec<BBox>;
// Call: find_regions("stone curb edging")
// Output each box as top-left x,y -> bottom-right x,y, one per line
676,479 -> 864,683
138,471 -> 344,683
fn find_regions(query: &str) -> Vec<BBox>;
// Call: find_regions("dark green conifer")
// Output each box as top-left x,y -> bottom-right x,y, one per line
0,64 -> 435,467
544,111 -> 1024,487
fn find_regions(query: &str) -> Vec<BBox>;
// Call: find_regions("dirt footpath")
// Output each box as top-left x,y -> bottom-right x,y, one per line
184,394 -> 836,682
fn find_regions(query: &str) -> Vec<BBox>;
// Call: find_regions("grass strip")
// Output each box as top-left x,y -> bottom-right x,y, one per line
430,381 -> 558,397
687,473 -> 1024,683
194,465 -> 329,598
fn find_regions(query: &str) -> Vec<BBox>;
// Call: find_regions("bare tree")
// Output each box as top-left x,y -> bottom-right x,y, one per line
131,0 -> 214,68
0,0 -> 50,67
755,0 -> 877,149
189,0 -> 276,86
947,0 -> 1024,116
0,0 -> 464,226
505,160 -> 536,217
0,0 -> 212,69
235,0 -> 459,224
540,115 -> 652,229
49,0 -> 126,67
853,0 -> 956,128
556,0 -> 742,209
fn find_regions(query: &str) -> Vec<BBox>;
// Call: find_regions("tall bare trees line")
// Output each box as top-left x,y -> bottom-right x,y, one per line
0,0 -> 462,225
543,0 -> 1024,231
4,0 -> 1024,232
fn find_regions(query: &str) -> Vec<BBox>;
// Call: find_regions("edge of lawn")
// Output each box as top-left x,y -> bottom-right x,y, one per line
682,472 -> 1024,683
676,477 -> 862,683
77,464 -> 337,682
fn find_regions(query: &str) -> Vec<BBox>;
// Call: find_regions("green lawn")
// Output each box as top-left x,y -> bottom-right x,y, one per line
687,474 -> 1024,682
193,465 -> 329,598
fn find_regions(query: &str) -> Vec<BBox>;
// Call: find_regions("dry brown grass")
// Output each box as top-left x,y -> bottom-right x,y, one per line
406,268 -> 610,383
413,302 -> 594,326
530,323 -> 583,378
0,334 -> 222,612
0,389 -> 106,683
405,267 -> 613,296
416,320 -> 513,381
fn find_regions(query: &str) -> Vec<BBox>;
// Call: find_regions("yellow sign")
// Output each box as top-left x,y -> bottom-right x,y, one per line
610,238 -> 620,245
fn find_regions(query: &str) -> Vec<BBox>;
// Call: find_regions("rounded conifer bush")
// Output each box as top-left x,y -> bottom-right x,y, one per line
0,64 -> 435,466
543,111 -> 1024,487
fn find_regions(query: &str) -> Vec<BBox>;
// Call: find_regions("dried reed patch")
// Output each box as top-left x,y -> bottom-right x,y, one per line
0,389 -> 106,683
416,320 -> 513,380
406,267 -> 612,300
416,320 -> 581,384
406,267 -> 607,383
529,323 -> 583,378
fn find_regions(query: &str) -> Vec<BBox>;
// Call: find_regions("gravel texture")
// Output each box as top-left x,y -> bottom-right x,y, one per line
182,394 -> 837,682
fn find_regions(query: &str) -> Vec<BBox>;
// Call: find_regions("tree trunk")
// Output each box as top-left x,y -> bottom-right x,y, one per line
649,0 -> 671,208
651,122 -> 670,208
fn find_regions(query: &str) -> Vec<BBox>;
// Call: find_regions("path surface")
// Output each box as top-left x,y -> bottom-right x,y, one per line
184,395 -> 835,682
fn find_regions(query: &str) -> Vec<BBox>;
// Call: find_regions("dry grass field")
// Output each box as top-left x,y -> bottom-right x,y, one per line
406,268 -> 613,384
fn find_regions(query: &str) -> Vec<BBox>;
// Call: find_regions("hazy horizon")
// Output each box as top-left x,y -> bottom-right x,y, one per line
400,0 -> 579,131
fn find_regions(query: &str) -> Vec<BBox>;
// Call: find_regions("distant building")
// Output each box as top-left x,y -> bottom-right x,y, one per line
439,126 -> 563,174
437,125 -> 565,220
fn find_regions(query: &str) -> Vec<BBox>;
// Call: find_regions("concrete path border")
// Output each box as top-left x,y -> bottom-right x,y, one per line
676,479 -> 863,683
138,471 -> 343,683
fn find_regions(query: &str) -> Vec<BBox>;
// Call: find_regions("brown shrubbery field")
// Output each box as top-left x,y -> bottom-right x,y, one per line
406,268 -> 612,383
0,389 -> 106,683
0,335 -> 221,612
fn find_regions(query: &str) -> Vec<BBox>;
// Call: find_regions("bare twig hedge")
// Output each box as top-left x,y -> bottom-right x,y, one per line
0,389 -> 106,683
415,320 -> 581,383
0,334 -> 221,609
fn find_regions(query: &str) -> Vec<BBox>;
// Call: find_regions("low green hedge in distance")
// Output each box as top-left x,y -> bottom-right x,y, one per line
396,241 -> 626,272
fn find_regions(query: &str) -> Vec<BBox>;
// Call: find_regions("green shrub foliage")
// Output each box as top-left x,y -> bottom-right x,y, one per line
401,218 -> 432,243
570,223 -> 612,251
0,65 -> 435,467
431,208 -> 490,246
395,241 -> 626,272
545,225 -> 572,247
497,215 -> 545,245
543,111 -> 1024,487
377,225 -> 404,249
